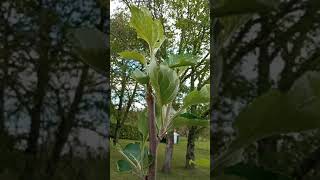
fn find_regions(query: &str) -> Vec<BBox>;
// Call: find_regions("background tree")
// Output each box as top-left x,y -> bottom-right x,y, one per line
211,0 -> 320,179
0,1 -> 109,179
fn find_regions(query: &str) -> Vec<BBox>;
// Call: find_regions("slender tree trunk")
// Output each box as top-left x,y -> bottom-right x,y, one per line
0,30 -> 9,133
146,84 -> 158,180
113,62 -> 128,145
256,40 -> 274,167
113,81 -> 137,145
185,126 -> 197,168
45,67 -> 88,179
113,120 -> 122,145
0,70 -> 5,133
162,131 -> 174,173
20,8 -> 52,180
185,69 -> 197,169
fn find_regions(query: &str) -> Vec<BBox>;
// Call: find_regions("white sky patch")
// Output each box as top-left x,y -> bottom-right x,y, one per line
110,0 -> 126,17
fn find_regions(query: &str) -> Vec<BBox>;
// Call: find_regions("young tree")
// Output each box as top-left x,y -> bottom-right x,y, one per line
114,6 -> 209,180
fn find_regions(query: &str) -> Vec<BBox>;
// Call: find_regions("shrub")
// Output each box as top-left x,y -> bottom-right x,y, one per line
110,123 -> 142,140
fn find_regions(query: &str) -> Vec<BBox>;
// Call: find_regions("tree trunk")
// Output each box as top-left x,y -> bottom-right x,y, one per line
185,68 -> 197,169
45,67 -> 88,179
0,30 -> 9,133
256,40 -> 275,168
146,84 -> 158,180
113,82 -> 138,145
293,146 -> 320,180
20,9 -> 52,180
185,126 -> 197,169
113,120 -> 122,145
162,131 -> 174,173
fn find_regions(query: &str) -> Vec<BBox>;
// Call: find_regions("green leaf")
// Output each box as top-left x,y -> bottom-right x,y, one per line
224,163 -> 292,180
214,0 -> 280,17
130,6 -> 165,54
166,54 -> 197,68
231,87 -> 320,152
183,84 -> 210,108
118,51 -> 146,65
173,113 -> 208,127
137,111 -> 148,141
132,69 -> 149,84
117,160 -> 132,172
214,72 -> 320,173
70,28 -> 107,76
155,102 -> 164,132
149,63 -> 179,106
123,143 -> 142,162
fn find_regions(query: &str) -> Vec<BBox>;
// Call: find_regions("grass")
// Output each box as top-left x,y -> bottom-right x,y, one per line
110,137 -> 210,180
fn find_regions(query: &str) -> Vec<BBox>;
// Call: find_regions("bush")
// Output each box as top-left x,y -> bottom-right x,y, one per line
110,123 -> 142,140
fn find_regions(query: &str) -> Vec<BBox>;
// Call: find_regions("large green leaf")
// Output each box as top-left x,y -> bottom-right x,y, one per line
214,72 -> 320,172
130,6 -> 165,54
213,0 -> 280,17
212,71 -> 320,174
116,142 -> 149,174
231,73 -> 320,151
123,143 -> 142,162
70,28 -> 107,76
183,84 -> 210,108
117,160 -> 132,172
166,54 -> 197,68
132,69 -> 149,84
224,163 -> 292,180
118,51 -> 146,65
137,111 -> 148,141
149,62 -> 179,106
173,113 -> 209,127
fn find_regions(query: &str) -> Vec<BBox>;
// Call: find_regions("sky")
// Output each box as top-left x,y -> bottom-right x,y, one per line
110,0 -> 124,17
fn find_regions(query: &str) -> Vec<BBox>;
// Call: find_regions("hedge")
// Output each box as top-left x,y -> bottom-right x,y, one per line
110,123 -> 142,140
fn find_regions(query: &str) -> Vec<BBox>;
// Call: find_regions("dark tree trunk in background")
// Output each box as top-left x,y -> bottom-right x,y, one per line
113,72 -> 127,145
162,131 -> 174,173
113,119 -> 122,145
20,9 -> 52,180
113,82 -> 138,145
0,27 -> 9,133
293,147 -> 320,179
256,35 -> 275,167
185,69 -> 197,169
185,126 -> 197,169
45,66 -> 88,179
146,84 -> 158,180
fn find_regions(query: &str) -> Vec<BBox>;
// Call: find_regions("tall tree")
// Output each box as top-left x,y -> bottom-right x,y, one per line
211,0 -> 320,178
1,1 -> 109,179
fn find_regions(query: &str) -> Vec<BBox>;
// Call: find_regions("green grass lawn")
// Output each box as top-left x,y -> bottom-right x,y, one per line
110,137 -> 210,180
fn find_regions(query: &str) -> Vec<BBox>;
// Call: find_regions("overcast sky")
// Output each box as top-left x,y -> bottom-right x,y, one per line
110,0 -> 124,17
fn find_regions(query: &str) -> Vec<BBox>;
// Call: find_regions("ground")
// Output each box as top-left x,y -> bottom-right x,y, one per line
110,137 -> 210,180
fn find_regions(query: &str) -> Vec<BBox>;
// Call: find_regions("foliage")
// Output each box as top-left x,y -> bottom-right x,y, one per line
212,0 -> 320,179
71,28 -> 107,76
213,71 -> 320,178
110,138 -> 210,180
112,6 -> 210,179
110,123 -> 142,140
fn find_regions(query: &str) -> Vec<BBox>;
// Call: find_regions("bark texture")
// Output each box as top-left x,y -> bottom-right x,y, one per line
185,126 -> 197,169
146,84 -> 158,180
162,131 -> 174,173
